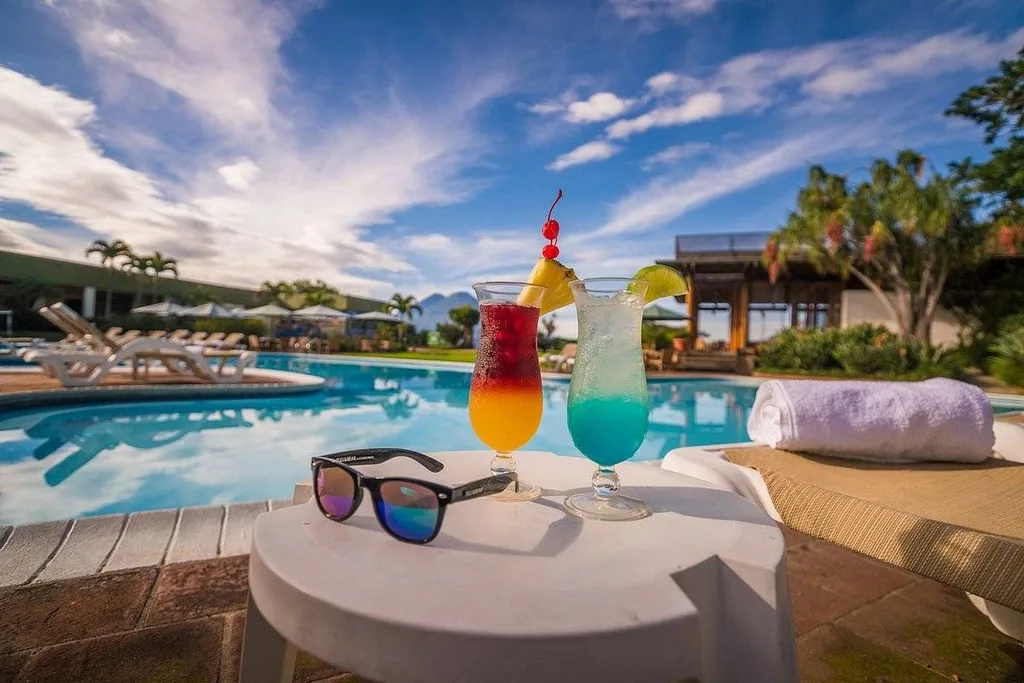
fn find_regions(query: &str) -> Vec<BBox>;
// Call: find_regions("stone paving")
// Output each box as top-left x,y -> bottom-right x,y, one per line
0,524 -> 1021,683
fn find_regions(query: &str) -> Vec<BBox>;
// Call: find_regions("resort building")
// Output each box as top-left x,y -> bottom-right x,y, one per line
659,232 -> 1016,357
0,249 -> 387,321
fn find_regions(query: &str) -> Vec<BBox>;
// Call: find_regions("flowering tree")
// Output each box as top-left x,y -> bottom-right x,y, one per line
765,151 -> 986,343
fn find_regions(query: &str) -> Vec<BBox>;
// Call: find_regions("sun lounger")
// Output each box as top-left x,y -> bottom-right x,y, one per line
146,330 -> 168,339
660,419 -> 1024,641
206,332 -> 227,343
117,330 -> 142,343
104,327 -> 123,338
167,329 -> 191,342
185,331 -> 209,344
24,304 -> 256,387
545,343 -> 576,372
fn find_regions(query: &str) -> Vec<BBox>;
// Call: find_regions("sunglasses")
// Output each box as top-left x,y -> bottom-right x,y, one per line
311,448 -> 518,544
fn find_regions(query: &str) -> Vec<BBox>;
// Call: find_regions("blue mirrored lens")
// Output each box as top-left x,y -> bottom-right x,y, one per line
378,481 -> 439,541
316,466 -> 356,518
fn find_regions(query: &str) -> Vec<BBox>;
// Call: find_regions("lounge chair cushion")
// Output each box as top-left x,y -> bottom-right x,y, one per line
724,446 -> 1024,612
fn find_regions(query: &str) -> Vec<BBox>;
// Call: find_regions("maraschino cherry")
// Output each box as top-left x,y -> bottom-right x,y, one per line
542,189 -> 563,258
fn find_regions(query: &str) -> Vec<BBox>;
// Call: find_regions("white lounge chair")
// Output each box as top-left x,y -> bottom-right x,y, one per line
24,303 -> 257,387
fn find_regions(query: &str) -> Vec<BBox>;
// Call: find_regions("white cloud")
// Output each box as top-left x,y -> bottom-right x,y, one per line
607,91 -> 724,139
646,72 -> 681,94
565,92 -> 635,123
218,158 -> 261,192
804,28 -> 1024,99
527,101 -> 564,115
50,0 -> 308,136
609,0 -> 718,20
1,2 -> 515,299
407,233 -> 455,252
598,125 -> 887,236
547,140 -> 621,171
641,142 -> 713,170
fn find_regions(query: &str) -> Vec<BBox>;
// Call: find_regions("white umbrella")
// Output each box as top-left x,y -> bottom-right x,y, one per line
178,302 -> 237,318
292,304 -> 350,319
352,311 -> 403,323
243,303 -> 293,317
130,301 -> 185,317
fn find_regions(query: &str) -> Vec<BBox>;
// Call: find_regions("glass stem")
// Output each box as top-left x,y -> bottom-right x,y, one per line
592,466 -> 620,499
490,451 -> 520,492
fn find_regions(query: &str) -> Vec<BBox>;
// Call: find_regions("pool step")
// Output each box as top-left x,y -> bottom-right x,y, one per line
0,499 -> 292,587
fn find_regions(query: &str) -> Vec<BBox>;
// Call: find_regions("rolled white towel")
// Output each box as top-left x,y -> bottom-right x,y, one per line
747,378 -> 995,463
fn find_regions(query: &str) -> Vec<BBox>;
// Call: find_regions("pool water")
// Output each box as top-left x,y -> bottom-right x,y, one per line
0,355 -> 1017,525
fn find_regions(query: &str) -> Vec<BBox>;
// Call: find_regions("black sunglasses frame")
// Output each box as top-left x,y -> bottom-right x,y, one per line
311,448 -> 518,544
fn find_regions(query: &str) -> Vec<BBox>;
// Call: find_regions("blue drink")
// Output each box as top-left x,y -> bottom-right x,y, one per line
567,397 -> 649,467
565,278 -> 652,521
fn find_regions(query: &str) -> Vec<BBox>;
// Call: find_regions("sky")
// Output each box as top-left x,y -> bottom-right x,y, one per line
0,0 -> 1022,339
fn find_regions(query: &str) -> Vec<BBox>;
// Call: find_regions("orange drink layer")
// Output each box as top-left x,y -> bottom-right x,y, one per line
468,302 -> 543,452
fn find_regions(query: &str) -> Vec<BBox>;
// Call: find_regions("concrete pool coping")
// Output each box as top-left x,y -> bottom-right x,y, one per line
0,367 -> 324,411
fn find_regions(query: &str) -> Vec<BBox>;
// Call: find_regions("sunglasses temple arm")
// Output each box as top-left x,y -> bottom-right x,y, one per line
317,448 -> 444,473
450,473 -> 519,502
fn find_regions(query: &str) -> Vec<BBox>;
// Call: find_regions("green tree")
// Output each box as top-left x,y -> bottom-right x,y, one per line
387,293 -> 423,342
765,151 -> 985,343
147,252 -> 178,298
541,314 -> 557,340
85,238 -> 133,317
121,254 -> 152,306
294,279 -> 339,306
182,286 -> 221,306
435,322 -> 464,347
448,304 -> 480,347
946,46 -> 1024,253
259,280 -> 295,305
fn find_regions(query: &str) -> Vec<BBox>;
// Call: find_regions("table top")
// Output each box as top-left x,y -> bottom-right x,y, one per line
250,451 -> 783,637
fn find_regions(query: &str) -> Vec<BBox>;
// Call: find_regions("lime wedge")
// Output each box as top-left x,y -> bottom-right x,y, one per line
631,265 -> 687,303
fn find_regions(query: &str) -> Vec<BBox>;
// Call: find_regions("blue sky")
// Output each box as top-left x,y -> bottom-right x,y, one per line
0,0 -> 1021,337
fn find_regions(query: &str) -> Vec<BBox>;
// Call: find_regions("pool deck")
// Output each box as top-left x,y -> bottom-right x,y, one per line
0,521 -> 1020,683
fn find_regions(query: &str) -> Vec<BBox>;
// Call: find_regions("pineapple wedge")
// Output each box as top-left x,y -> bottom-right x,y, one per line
519,257 -> 578,314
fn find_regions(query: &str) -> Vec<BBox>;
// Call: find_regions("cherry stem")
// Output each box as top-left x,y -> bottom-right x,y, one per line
546,189 -> 563,223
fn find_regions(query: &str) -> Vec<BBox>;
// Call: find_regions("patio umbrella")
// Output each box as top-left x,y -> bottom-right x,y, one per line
291,304 -> 350,319
643,303 -> 688,322
177,302 -> 237,318
351,311 -> 403,323
243,303 -> 293,317
130,301 -> 185,317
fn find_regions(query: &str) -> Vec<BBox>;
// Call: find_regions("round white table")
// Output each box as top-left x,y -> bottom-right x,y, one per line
240,451 -> 797,683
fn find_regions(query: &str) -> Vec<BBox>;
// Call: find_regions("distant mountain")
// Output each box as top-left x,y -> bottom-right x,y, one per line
414,291 -> 478,341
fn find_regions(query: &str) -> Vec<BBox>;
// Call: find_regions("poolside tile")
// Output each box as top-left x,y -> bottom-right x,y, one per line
13,616 -> 223,683
797,624 -> 949,683
269,498 -> 294,510
0,568 -> 156,654
104,509 -> 178,571
34,514 -> 126,583
165,505 -> 224,563
0,520 -> 70,587
222,501 -> 268,557
0,652 -> 28,682
219,609 -> 246,683
837,581 -> 1024,682
145,555 -> 249,626
787,574 -> 862,636
785,539 -> 918,604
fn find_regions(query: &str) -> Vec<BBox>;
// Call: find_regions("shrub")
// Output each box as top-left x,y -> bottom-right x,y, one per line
755,328 -> 840,371
642,324 -> 682,350
436,322 -> 464,347
192,318 -> 268,336
990,323 -> 1024,388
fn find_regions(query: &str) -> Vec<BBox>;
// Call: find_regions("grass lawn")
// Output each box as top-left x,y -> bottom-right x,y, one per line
338,348 -> 477,363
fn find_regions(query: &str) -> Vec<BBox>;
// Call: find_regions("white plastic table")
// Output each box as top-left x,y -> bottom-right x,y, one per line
240,451 -> 797,683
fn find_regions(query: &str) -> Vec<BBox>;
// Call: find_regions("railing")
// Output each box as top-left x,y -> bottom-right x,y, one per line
675,232 -> 773,257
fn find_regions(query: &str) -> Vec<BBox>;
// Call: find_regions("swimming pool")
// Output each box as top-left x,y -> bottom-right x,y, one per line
0,355 -> 1019,525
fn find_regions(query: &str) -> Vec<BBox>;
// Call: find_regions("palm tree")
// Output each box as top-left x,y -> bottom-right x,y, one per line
448,304 -> 480,347
147,252 -> 178,298
122,254 -> 153,307
85,239 -> 133,317
259,280 -> 295,305
297,280 -> 339,306
387,293 -> 423,342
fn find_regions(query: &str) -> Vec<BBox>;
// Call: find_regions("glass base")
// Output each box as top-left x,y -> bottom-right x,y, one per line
487,480 -> 542,502
564,492 -> 652,521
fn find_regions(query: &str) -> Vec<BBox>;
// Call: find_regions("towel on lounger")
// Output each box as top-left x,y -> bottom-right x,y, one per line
746,378 -> 995,463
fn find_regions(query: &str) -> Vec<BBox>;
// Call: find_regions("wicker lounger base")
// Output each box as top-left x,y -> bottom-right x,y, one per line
724,446 -> 1024,613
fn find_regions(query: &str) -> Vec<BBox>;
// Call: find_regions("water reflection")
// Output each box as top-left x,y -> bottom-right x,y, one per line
0,357 -> 759,524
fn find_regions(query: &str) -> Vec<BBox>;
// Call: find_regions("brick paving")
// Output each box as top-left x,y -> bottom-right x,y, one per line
0,528 -> 1021,682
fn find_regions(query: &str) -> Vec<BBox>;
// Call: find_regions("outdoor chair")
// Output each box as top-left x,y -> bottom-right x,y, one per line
167,329 -> 191,342
147,330 -> 168,339
378,340 -> 391,352
248,335 -> 262,350
117,330 -> 142,343
184,331 -> 209,344
644,349 -> 668,372
23,304 -> 255,387
359,339 -> 374,353
205,332 -> 227,344
660,417 -> 1024,642
546,343 -> 577,372
104,327 -> 123,338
